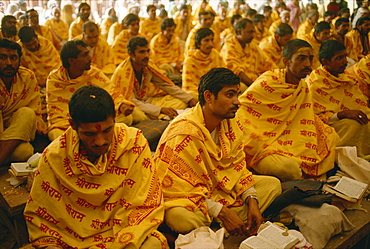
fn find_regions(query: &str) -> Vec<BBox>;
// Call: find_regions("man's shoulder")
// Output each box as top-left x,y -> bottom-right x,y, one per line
17,66 -> 37,80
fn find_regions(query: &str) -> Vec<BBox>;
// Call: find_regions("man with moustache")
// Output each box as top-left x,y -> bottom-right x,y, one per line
237,39 -> 339,181
140,5 -> 162,41
0,38 -> 45,165
154,67 -> 281,236
69,2 -> 91,40
308,39 -> 370,157
332,18 -> 357,61
0,15 -> 18,41
174,4 -> 193,42
111,36 -> 197,124
346,16 -> 370,61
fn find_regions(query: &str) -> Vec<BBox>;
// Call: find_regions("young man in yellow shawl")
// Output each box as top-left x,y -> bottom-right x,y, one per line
253,14 -> 271,45
237,39 -> 339,182
24,85 -> 168,249
212,5 -> 231,35
296,10 -> 319,40
46,40 -> 133,141
308,39 -> 370,157
154,67 -> 281,236
182,28 -> 225,99
173,4 -> 193,43
331,18 -> 358,62
44,7 -> 68,44
0,38 -> 45,165
345,16 -> 370,61
139,5 -> 162,41
259,23 -> 294,69
111,36 -> 197,124
18,26 -> 61,87
100,7 -> 118,41
221,18 -> 277,90
68,2 -> 91,40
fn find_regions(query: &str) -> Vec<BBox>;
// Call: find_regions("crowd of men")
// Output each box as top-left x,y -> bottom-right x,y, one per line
1,0 -> 370,248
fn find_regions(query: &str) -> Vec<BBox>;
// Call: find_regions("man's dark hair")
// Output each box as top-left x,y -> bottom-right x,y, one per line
1,15 -> 16,28
324,10 -> 335,17
122,13 -> 140,27
195,27 -> 214,49
18,26 -> 37,42
82,21 -> 98,33
230,14 -> 242,25
253,14 -> 265,23
275,23 -> 294,36
69,85 -> 115,126
234,18 -> 253,32
335,17 -> 350,27
161,18 -> 176,31
283,39 -> 312,59
314,21 -> 331,34
337,7 -> 350,16
246,8 -> 257,17
26,8 -> 38,16
319,39 -> 346,63
356,16 -> 370,29
198,67 -> 240,106
276,2 -> 286,9
127,36 -> 148,54
146,4 -> 156,13
0,38 -> 22,58
179,4 -> 189,12
60,39 -> 87,68
78,2 -> 90,13
263,5 -> 273,13
199,11 -> 210,20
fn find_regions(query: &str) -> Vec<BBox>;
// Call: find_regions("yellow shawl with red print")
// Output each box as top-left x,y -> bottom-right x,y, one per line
345,29 -> 370,61
139,17 -> 162,41
149,33 -> 183,66
259,35 -> 284,68
297,19 -> 314,40
347,54 -> 370,98
24,124 -> 167,248
237,69 -> 339,177
111,29 -> 143,65
154,104 -> 255,217
107,22 -> 123,45
44,18 -> 68,41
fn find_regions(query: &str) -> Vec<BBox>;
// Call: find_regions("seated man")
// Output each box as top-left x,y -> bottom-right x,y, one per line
345,16 -> 370,61
237,39 -> 339,181
332,17 -> 357,62
68,2 -> 91,40
296,10 -> 319,40
182,28 -> 225,99
44,7 -> 68,44
253,14 -> 270,44
308,39 -> 370,157
154,67 -> 281,235
221,18 -> 277,89
24,85 -> 166,248
112,36 -> 196,123
47,40 -> 132,141
0,15 -> 18,41
18,26 -> 61,87
259,23 -> 293,68
0,38 -> 45,165
140,5 -> 161,41
268,10 -> 291,35
173,4 -> 193,42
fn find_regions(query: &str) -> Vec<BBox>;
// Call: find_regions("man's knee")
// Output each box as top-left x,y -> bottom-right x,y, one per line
140,235 -> 162,249
165,207 -> 207,234
48,128 -> 65,141
9,142 -> 34,162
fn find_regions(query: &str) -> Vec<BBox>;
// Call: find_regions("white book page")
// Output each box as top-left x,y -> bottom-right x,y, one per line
335,176 -> 368,199
241,236 -> 275,249
258,224 -> 297,248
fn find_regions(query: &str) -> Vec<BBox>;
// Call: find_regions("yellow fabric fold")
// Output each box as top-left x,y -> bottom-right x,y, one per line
69,17 -> 88,40
259,35 -> 284,68
297,19 -> 314,40
107,22 -> 123,45
345,30 -> 370,61
347,54 -> 370,98
100,17 -> 114,40
44,18 -> 69,41
111,30 -> 142,65
139,17 -> 162,41
149,33 -> 183,67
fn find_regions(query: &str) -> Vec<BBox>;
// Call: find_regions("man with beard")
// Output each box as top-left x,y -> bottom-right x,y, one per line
69,2 -> 91,40
237,39 -> 339,181
332,18 -> 357,61
18,26 -> 61,87
308,39 -> 370,158
46,40 -> 126,141
346,16 -> 370,61
0,16 -> 18,41
154,67 -> 281,236
0,38 -> 45,165
111,36 -> 196,123
44,7 -> 69,43
221,18 -> 277,90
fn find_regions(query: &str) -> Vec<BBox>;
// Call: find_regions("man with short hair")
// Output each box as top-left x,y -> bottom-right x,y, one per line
212,5 -> 230,35
25,85 -> 167,248
296,10 -> 319,40
111,36 -> 196,123
140,5 -> 161,41
44,7 -> 69,43
174,4 -> 193,42
154,67 -> 281,235
69,2 -> 91,40
345,16 -> 370,61
100,8 -> 118,40
308,39 -> 370,157
182,28 -> 225,98
269,10 -> 291,34
263,5 -> 274,28
0,15 -> 18,41
18,26 -> 61,87
332,17 -> 357,61
221,18 -> 277,89
237,39 -> 339,181
253,14 -> 270,44
0,38 -> 45,165
259,23 -> 293,68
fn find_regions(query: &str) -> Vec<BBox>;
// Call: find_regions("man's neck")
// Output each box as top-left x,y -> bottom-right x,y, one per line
1,76 -> 13,91
131,59 -> 145,74
67,67 -> 84,79
285,70 -> 301,85
202,106 -> 222,133
237,38 -> 247,49
324,66 -> 339,77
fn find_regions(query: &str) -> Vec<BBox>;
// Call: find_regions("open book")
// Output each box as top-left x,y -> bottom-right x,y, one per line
10,153 -> 41,176
240,222 -> 299,249
323,176 -> 368,202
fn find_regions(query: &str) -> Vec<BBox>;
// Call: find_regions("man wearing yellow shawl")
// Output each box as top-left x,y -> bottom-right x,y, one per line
69,2 -> 91,40
227,0 -> 245,18
0,39 -> 45,165
308,39 -> 370,157
18,26 -> 61,87
192,0 -> 216,23
253,14 -> 271,44
268,10 -> 291,35
297,10 -> 319,40
182,28 -> 225,99
173,4 -> 193,42
111,37 -> 196,124
345,16 -> 370,61
221,18 -> 277,89
237,39 -> 339,181
44,7 -> 68,43
46,40 -> 132,141
332,18 -> 357,62
139,5 -> 162,41
154,68 -> 281,235
347,54 -> 370,99
212,5 -> 230,35
263,6 -> 274,29
111,13 -> 142,66
0,15 -> 19,41
24,85 -> 167,249
259,23 -> 293,69
100,8 -> 117,41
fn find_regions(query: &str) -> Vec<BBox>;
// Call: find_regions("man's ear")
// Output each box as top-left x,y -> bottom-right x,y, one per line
128,51 -> 134,58
321,58 -> 329,67
203,90 -> 213,104
282,57 -> 290,67
68,57 -> 75,67
69,119 -> 77,130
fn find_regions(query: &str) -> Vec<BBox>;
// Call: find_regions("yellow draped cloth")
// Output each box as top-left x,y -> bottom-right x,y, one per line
111,30 -> 142,65
270,11 -> 279,22
46,66 -> 113,134
347,54 -> 370,98
35,25 -> 54,44
254,27 -> 271,44
192,4 -> 215,22
24,124 -> 167,248
69,17 -> 89,40
149,33 -> 183,67
259,35 -> 284,68
304,33 -> 321,70
0,29 -> 18,41
212,17 -> 231,35
220,35 -> 277,82
154,104 -> 255,216
185,24 -> 220,54
345,29 -> 370,61
227,9 -> 245,18
237,69 -> 339,177
182,49 -> 225,94
44,18 -> 69,41
0,67 -> 44,134
296,19 -> 314,40
265,16 -> 274,29
139,17 -> 162,41
107,22 -> 123,45
19,36 -> 61,87
174,16 -> 193,41
269,20 -> 282,34
100,17 -> 114,40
